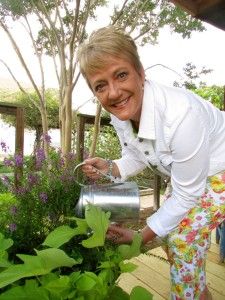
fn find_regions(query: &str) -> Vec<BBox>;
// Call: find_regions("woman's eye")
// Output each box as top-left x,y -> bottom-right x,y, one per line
118,72 -> 127,79
95,84 -> 105,93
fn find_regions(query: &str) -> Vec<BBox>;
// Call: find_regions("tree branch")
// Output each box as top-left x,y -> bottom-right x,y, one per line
111,0 -> 130,25
0,19 -> 42,101
24,15 -> 46,104
0,59 -> 41,110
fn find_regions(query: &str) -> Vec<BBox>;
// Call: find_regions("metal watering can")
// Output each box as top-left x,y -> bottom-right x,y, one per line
74,162 -> 140,222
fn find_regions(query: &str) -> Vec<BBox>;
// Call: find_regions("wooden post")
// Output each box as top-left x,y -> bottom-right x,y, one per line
0,103 -> 24,187
153,174 -> 161,211
76,114 -> 85,163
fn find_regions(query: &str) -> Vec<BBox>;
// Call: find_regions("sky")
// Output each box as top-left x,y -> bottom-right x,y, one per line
0,7 -> 225,116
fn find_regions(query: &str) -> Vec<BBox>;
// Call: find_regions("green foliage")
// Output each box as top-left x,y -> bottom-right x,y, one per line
0,193 -> 16,232
84,124 -> 121,161
194,85 -> 224,110
0,89 -> 59,131
112,1 -> 205,45
0,205 -> 153,299
0,140 -> 81,256
173,62 -> 213,90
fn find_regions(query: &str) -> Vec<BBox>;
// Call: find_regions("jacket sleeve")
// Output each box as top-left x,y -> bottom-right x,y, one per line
147,106 -> 210,237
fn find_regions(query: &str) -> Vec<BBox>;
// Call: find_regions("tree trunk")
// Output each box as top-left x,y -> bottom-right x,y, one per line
39,103 -> 49,160
61,85 -> 72,158
89,102 -> 102,157
34,126 -> 43,152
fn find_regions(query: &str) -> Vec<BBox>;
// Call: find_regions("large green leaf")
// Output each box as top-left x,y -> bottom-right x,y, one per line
0,279 -> 49,300
44,275 -> 71,298
42,221 -> 88,248
0,251 -> 11,268
82,204 -> 110,248
0,248 -> 77,289
118,233 -> 142,260
0,233 -> 13,251
108,286 -> 129,300
76,273 -> 97,291
119,261 -> 137,273
130,286 -> 153,300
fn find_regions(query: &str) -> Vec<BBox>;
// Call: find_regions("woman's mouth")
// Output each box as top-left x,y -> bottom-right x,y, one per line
112,98 -> 129,108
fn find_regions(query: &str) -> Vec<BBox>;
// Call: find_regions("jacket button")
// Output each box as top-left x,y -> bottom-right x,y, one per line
149,161 -> 157,169
144,151 -> 149,155
139,138 -> 143,142
124,142 -> 127,146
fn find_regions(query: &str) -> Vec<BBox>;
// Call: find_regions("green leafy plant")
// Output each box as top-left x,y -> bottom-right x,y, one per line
0,204 -> 153,300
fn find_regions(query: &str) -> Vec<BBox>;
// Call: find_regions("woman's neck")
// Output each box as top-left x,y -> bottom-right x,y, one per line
131,120 -> 139,132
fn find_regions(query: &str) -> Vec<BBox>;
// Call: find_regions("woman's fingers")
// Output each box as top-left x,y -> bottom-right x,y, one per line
106,224 -> 134,244
82,163 -> 102,179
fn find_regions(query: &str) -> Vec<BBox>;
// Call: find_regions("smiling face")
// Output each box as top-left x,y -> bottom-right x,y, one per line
87,55 -> 145,122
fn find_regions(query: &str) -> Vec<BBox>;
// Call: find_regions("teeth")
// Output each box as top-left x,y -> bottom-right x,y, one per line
114,98 -> 128,107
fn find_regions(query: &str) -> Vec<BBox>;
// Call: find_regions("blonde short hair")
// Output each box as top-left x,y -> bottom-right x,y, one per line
77,26 -> 143,83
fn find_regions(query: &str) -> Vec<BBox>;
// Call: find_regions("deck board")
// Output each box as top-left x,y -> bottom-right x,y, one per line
118,241 -> 225,299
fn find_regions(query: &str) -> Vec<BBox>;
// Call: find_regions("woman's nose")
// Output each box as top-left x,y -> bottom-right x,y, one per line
108,82 -> 121,99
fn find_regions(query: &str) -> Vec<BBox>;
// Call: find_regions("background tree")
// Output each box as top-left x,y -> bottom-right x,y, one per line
172,62 -> 224,110
173,62 -> 213,89
194,85 -> 224,110
0,0 -> 205,158
0,89 -> 59,150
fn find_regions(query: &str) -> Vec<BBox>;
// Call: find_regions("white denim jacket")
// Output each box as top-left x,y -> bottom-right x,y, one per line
111,80 -> 225,237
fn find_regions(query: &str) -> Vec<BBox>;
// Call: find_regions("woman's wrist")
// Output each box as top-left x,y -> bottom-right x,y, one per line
106,159 -> 113,177
137,226 -> 157,244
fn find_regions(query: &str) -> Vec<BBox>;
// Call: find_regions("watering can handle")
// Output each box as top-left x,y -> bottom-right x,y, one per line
74,161 -> 121,186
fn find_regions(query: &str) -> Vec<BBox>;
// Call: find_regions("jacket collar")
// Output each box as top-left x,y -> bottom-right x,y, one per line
138,79 -> 156,140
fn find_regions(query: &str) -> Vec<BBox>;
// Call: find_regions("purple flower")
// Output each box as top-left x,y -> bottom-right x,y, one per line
42,133 -> 51,144
10,205 -> 18,215
15,186 -> 27,195
9,223 -> 17,232
0,141 -> 7,152
66,152 -> 76,161
27,173 -> 39,186
1,175 -> 10,186
58,157 -> 65,167
36,148 -> 45,162
14,154 -> 23,167
39,192 -> 48,203
3,158 -> 14,167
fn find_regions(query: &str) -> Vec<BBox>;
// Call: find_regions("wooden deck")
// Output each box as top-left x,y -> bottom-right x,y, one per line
118,238 -> 225,299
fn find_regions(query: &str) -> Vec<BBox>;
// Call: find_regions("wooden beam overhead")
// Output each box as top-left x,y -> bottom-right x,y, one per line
170,0 -> 225,31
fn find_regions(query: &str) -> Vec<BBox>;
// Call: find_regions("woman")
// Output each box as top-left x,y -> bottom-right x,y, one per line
77,26 -> 225,300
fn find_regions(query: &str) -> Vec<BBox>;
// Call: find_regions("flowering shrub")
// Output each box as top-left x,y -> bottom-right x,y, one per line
0,136 -> 81,256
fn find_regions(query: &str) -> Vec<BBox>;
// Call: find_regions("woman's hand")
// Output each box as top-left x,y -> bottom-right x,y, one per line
107,224 -> 157,245
82,157 -> 109,180
107,224 -> 136,244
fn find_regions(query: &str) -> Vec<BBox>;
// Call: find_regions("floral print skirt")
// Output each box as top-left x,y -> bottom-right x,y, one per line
163,172 -> 225,300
